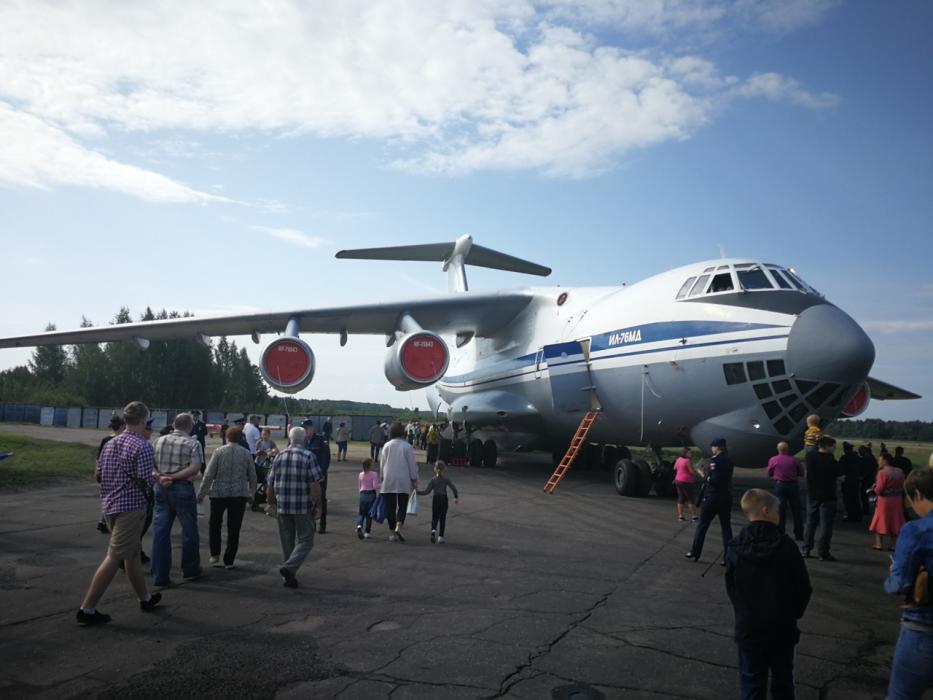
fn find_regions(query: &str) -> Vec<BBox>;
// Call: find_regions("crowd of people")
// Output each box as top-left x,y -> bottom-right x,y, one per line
675,413 -> 933,698
73,402 -> 931,697
77,403 -> 462,624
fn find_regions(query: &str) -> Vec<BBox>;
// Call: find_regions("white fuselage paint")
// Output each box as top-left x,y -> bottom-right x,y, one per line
428,258 -> 861,466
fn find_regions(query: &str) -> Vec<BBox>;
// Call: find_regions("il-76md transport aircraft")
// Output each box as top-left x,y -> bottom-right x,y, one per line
0,236 -> 919,496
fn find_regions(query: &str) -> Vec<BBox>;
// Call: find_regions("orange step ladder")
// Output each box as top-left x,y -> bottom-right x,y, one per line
543,410 -> 600,494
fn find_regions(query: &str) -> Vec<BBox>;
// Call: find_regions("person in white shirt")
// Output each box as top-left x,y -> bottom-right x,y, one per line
243,415 -> 262,455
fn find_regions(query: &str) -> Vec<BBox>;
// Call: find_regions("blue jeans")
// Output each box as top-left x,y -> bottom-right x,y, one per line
737,644 -> 796,699
150,481 -> 201,583
357,490 -> 377,531
888,626 -> 933,699
804,499 -> 835,557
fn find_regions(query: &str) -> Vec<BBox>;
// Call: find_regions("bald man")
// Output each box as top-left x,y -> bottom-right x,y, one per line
766,442 -> 805,541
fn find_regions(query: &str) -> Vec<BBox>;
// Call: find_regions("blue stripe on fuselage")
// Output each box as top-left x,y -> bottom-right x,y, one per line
441,320 -> 788,386
591,320 -> 783,352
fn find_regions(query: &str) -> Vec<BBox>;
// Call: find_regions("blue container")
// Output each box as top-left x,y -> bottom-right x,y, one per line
4,404 -> 25,422
53,407 -> 68,426
24,405 -> 41,423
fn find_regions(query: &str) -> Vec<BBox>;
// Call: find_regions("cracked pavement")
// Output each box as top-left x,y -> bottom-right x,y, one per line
0,436 -> 899,699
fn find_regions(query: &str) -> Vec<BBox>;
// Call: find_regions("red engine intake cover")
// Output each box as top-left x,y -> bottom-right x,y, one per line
841,383 -> 870,418
259,337 -> 315,393
400,333 -> 448,383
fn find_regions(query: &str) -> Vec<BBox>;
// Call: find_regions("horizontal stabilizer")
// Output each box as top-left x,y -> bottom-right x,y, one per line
336,237 -> 551,277
866,377 -> 921,401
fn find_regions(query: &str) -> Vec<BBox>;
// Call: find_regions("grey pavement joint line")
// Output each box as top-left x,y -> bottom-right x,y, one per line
491,525 -> 684,698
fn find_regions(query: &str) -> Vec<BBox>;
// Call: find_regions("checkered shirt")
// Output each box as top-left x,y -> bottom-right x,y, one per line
268,446 -> 322,514
96,431 -> 156,515
154,430 -> 204,476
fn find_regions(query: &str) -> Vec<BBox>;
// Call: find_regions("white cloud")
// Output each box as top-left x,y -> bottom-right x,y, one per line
0,0 -> 839,188
734,72 -> 839,110
863,320 -> 933,334
0,102 -> 230,203
251,225 -> 330,250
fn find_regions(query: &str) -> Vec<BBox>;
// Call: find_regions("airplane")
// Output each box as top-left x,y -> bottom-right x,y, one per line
0,235 -> 920,497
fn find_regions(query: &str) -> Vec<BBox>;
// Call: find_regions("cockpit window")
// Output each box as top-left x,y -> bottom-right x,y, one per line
677,262 -> 821,301
737,266 -> 773,290
784,269 -> 820,295
688,274 -> 710,297
676,276 -> 697,299
710,272 -> 734,293
768,267 -> 792,289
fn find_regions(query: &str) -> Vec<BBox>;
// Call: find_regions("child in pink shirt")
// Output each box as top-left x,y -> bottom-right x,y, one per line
357,458 -> 381,540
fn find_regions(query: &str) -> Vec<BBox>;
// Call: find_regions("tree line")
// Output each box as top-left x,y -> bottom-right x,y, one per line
0,306 -> 420,417
0,307 -> 271,411
826,418 -> 933,443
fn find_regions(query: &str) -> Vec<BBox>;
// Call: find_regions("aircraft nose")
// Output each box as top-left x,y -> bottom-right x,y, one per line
785,304 -> 874,384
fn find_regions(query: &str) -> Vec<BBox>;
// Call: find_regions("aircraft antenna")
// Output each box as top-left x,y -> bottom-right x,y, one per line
718,243 -> 726,259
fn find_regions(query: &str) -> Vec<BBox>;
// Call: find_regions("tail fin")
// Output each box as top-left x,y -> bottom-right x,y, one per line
335,234 -> 551,293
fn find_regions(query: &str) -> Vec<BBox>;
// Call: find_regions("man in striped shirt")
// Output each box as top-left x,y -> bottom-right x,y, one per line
77,401 -> 171,625
267,427 -> 322,588
151,412 -> 204,585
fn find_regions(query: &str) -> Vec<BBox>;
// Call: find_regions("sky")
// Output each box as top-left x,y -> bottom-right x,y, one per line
1,1 -> 931,420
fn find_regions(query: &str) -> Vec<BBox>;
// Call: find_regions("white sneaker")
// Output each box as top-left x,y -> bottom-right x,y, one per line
437,536 -> 446,544
209,556 -> 222,567
363,532 -> 371,539
389,534 -> 397,542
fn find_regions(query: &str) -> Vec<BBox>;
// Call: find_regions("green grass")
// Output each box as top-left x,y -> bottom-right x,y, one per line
0,433 -> 97,488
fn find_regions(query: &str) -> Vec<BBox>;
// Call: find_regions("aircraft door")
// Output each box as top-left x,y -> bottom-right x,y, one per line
534,348 -> 545,379
542,340 -> 598,414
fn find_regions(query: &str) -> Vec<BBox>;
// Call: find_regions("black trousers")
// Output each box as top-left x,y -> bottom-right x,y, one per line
318,476 -> 328,531
774,482 -> 803,540
432,495 -> 449,536
690,493 -> 733,560
383,492 -> 410,532
370,442 -> 382,460
842,481 -> 862,522
209,497 -> 247,565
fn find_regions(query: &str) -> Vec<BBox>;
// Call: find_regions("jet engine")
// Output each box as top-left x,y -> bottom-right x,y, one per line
384,330 -> 449,391
840,382 -> 870,418
259,336 -> 315,393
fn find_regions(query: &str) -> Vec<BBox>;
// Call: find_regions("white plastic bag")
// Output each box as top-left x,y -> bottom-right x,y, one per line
407,491 -> 418,515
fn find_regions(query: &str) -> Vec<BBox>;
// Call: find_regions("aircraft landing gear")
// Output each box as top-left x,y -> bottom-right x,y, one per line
482,439 -> 497,468
468,439 -> 484,467
614,459 -> 640,496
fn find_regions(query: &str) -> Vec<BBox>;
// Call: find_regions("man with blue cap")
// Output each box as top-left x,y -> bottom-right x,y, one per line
686,437 -> 734,565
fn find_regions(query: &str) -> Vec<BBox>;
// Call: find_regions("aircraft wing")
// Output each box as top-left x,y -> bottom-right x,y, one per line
0,291 -> 535,348
866,377 -> 922,401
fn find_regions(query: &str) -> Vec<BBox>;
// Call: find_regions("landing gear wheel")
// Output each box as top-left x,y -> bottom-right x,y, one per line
482,439 -> 498,468
468,439 -> 484,467
655,460 -> 676,498
614,459 -> 640,497
634,459 -> 653,497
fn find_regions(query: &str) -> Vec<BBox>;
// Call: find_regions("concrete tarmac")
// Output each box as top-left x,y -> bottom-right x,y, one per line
0,436 -> 899,699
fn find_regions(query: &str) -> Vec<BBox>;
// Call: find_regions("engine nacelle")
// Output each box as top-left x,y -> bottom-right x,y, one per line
259,336 -> 315,394
840,382 -> 870,418
384,331 -> 449,391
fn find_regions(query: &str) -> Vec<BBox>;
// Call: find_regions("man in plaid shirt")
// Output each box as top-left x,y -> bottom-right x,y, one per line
77,401 -> 171,625
151,412 -> 204,586
267,427 -> 322,588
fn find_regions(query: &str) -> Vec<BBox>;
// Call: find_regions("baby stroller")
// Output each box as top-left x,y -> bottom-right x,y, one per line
252,450 -> 275,511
